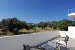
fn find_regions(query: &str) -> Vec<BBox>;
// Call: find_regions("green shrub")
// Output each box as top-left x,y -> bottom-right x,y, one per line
52,25 -> 56,30
13,28 -> 19,35
2,27 -> 7,35
33,27 -> 37,32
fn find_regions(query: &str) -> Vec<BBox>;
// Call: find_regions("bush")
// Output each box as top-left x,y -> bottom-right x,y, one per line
13,28 -> 19,35
2,27 -> 7,35
52,25 -> 56,30
33,27 -> 37,32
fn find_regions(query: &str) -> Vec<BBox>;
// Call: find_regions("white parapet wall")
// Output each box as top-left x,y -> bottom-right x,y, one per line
59,31 -> 69,37
68,26 -> 75,38
59,26 -> 75,38
0,31 -> 60,50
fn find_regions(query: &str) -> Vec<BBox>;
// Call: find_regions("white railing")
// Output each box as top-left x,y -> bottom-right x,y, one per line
68,8 -> 75,14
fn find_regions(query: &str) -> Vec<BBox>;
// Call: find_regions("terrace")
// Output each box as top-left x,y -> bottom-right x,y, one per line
0,26 -> 75,50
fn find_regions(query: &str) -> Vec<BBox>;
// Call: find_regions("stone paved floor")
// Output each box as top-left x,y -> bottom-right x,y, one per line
51,37 -> 75,50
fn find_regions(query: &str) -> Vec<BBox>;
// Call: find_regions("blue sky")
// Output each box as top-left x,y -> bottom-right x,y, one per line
0,0 -> 75,23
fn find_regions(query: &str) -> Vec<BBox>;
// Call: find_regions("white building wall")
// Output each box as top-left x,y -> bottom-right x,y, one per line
0,31 -> 60,50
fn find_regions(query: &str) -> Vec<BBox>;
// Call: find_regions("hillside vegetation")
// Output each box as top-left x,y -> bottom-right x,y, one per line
0,17 -> 75,36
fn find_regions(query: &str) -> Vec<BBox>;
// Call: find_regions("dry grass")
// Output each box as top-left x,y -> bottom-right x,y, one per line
37,27 -> 59,32
0,28 -> 59,36
0,31 -> 4,36
19,28 -> 34,33
19,28 -> 28,32
37,27 -> 53,32
7,31 -> 13,36
19,28 -> 59,33
0,31 -> 13,36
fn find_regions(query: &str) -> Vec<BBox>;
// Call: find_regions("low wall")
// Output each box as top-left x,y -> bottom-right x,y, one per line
59,31 -> 69,37
68,26 -> 75,38
0,31 -> 60,50
59,30 -> 75,38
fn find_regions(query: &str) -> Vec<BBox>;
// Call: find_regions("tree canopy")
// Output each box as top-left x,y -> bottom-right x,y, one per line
0,18 -> 74,35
